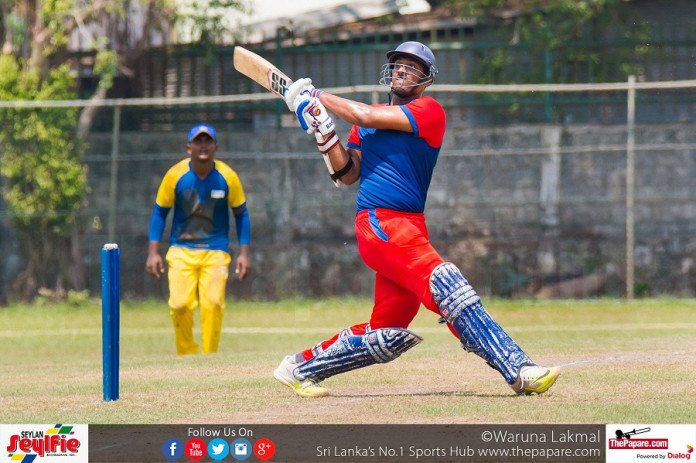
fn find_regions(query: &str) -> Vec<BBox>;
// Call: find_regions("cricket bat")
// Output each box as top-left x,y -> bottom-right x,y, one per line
233,46 -> 339,187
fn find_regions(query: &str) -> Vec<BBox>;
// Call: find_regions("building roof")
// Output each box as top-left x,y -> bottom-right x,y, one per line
237,0 -> 431,43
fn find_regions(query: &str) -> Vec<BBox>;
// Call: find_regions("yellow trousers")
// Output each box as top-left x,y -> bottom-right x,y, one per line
166,247 -> 231,355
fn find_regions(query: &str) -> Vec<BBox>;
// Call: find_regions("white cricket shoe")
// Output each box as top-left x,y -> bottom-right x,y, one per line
273,355 -> 329,398
511,365 -> 561,395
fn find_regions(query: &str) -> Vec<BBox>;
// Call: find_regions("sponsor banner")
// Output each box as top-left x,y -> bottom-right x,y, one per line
89,424 -> 604,462
5,423 -> 693,462
606,424 -> 696,463
0,424 -> 88,463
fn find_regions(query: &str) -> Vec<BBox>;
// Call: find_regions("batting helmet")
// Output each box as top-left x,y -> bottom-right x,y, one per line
386,41 -> 438,82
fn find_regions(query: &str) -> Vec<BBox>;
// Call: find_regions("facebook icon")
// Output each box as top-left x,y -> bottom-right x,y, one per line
162,438 -> 184,460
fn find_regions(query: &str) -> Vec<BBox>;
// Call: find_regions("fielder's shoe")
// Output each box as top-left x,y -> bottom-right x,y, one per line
511,365 -> 560,395
273,355 -> 329,398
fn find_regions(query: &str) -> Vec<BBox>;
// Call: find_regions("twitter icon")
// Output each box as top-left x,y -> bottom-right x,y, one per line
208,438 -> 229,461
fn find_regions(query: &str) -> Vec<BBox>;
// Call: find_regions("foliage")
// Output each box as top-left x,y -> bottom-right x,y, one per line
175,0 -> 248,62
447,0 -> 652,122
0,54 -> 88,300
93,49 -> 120,90
32,288 -> 93,306
177,0 -> 247,44
451,0 -> 652,83
457,0 -> 635,33
0,56 -> 87,234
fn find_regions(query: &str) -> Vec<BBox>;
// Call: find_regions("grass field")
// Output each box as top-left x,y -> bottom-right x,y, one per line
1,297 -> 694,424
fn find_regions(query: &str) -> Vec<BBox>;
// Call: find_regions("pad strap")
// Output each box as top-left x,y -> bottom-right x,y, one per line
296,327 -> 422,383
430,262 -> 532,383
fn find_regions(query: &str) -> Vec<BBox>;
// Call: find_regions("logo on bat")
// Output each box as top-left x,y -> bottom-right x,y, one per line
267,69 -> 288,97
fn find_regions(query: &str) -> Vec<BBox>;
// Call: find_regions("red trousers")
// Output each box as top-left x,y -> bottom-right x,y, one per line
302,208 -> 456,360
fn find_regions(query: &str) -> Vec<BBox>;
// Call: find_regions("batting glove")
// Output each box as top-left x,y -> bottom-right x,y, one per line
284,78 -> 322,111
294,96 -> 336,136
315,130 -> 340,155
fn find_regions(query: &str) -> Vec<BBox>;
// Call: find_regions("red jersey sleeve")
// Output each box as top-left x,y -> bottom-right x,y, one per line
402,96 -> 446,148
347,124 -> 361,148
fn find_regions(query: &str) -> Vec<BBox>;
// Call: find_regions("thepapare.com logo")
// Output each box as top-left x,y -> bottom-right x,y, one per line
606,425 -> 696,463
1,424 -> 88,462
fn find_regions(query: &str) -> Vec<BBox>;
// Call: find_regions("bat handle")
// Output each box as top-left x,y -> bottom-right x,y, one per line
322,154 -> 340,188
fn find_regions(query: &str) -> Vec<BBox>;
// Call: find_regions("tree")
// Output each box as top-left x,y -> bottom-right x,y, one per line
449,0 -> 650,83
0,0 -> 246,302
0,56 -> 87,301
444,0 -> 650,123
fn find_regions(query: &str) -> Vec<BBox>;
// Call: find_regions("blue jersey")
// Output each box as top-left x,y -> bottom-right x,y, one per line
148,159 -> 247,252
346,96 -> 446,213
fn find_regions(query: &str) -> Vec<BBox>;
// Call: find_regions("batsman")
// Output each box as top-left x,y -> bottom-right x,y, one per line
274,41 -> 561,397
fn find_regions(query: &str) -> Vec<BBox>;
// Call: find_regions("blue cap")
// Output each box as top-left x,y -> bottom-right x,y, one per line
187,124 -> 217,142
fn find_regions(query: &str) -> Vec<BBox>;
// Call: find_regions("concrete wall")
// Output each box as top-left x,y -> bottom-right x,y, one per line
69,120 -> 696,301
3,121 -> 696,302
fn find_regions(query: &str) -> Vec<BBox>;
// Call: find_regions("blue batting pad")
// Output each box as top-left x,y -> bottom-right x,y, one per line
430,262 -> 532,383
296,328 -> 422,383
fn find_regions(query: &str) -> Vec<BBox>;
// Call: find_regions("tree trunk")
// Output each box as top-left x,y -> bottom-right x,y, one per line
10,227 -> 67,302
78,86 -> 109,138
1,2 -> 11,55
12,243 -> 41,302
27,0 -> 49,78
68,222 -> 87,291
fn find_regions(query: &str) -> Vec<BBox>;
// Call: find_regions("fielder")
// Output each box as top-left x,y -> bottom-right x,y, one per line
273,41 -> 560,396
146,124 -> 251,355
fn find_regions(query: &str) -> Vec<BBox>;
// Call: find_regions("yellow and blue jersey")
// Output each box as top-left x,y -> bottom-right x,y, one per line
149,159 -> 249,252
